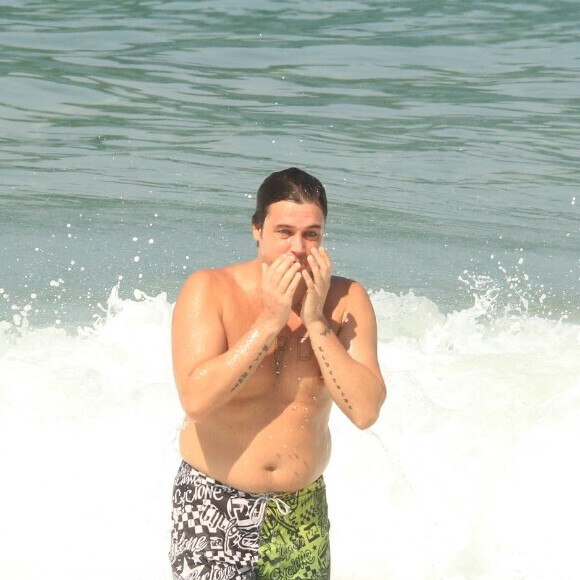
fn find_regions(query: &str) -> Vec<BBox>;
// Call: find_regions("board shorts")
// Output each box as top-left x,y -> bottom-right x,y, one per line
169,461 -> 331,580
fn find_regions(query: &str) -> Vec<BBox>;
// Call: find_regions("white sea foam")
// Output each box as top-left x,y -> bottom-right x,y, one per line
1,287 -> 579,579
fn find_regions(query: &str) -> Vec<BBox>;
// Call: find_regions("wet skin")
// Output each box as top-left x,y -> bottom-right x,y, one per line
172,201 -> 386,493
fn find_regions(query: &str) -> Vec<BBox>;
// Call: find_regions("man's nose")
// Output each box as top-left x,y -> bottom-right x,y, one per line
290,234 -> 305,253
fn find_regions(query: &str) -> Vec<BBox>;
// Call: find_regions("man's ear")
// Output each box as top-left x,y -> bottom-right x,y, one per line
252,224 -> 261,245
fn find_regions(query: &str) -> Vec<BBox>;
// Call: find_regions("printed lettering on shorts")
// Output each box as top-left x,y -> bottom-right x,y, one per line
170,462 -> 262,579
169,463 -> 330,580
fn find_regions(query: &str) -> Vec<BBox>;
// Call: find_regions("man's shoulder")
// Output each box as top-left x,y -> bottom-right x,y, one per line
184,264 -> 232,284
180,262 -> 253,298
328,275 -> 372,314
329,275 -> 368,297
180,267 -> 219,293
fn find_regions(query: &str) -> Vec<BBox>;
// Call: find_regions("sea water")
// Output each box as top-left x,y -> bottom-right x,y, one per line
1,1 -> 579,579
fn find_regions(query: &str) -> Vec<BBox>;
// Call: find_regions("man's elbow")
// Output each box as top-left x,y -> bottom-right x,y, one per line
353,408 -> 380,430
176,368 -> 216,422
178,387 -> 213,423
179,397 -> 203,423
353,404 -> 384,430
353,387 -> 386,430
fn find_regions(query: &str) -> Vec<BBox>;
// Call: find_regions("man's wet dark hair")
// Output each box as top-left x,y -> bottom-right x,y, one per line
251,167 -> 328,229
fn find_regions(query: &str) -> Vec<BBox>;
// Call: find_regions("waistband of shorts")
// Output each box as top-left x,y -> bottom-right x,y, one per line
177,460 -> 325,501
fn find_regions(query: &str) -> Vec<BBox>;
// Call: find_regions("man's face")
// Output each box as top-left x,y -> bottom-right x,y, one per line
252,200 -> 325,270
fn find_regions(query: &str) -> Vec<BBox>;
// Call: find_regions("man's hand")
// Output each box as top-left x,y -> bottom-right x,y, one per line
261,254 -> 302,330
301,247 -> 332,327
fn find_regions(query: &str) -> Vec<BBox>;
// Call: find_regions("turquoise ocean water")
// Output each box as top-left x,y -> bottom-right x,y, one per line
1,1 -> 579,579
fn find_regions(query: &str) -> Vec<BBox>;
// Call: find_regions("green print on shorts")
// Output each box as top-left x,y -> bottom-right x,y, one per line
256,478 -> 331,580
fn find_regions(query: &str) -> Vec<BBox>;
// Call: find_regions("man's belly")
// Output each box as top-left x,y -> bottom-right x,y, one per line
178,398 -> 332,493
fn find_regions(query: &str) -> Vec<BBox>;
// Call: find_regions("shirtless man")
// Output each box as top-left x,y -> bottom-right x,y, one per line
169,168 -> 386,580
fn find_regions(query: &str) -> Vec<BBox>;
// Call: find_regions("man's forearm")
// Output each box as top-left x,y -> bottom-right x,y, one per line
178,316 -> 280,421
307,319 -> 385,429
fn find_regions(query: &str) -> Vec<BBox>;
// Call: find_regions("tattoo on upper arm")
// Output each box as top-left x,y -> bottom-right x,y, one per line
317,346 -> 353,410
230,344 -> 269,393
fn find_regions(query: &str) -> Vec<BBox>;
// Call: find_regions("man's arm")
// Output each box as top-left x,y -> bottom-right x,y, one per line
301,248 -> 386,429
172,257 -> 302,422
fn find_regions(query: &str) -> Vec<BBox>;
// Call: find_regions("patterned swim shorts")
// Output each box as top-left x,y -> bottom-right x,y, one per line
169,461 -> 331,580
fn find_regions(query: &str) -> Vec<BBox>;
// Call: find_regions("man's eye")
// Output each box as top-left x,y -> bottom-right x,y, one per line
305,231 -> 320,240
277,229 -> 291,237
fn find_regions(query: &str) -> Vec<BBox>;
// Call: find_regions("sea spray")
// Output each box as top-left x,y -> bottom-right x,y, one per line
1,287 -> 579,579
334,289 -> 580,579
0,286 -> 180,580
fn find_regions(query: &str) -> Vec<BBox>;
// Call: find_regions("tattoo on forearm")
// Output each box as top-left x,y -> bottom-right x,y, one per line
319,323 -> 332,336
317,346 -> 353,410
230,344 -> 269,393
